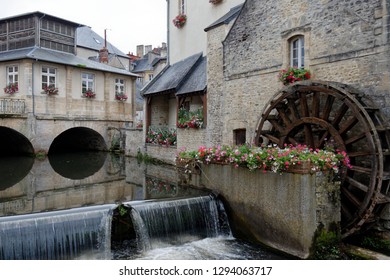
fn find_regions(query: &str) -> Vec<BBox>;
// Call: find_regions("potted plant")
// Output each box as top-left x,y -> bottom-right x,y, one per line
3,83 -> 18,94
115,92 -> 128,101
173,14 -> 187,28
278,67 -> 311,85
42,85 -> 59,95
83,89 -> 96,98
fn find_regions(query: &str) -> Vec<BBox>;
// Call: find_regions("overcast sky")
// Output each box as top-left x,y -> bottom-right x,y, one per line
0,0 -> 168,55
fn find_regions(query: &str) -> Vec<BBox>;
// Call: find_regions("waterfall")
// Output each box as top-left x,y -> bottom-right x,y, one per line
127,195 -> 232,251
0,204 -> 115,260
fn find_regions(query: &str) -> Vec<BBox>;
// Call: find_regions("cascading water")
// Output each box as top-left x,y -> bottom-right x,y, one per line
120,195 -> 232,254
0,204 -> 115,260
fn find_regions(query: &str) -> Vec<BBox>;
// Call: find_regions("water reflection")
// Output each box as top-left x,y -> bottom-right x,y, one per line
48,152 -> 107,179
0,153 -> 285,260
0,156 -> 34,191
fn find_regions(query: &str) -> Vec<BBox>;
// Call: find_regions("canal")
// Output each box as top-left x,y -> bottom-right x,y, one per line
0,152 -> 286,260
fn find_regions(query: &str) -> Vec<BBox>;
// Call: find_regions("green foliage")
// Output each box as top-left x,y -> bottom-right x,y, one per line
278,67 -> 311,85
311,229 -> 343,260
177,107 -> 204,129
146,127 -> 177,146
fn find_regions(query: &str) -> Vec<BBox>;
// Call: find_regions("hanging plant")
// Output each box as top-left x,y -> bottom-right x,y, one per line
4,83 -> 18,94
173,14 -> 187,28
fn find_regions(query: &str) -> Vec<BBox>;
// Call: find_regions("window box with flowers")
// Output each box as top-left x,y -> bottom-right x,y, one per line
173,14 -> 187,28
42,85 -> 59,95
4,83 -> 18,95
278,67 -> 311,85
177,143 -> 351,175
115,92 -> 128,101
146,127 -> 177,146
83,89 -> 96,99
177,107 -> 204,129
209,0 -> 223,4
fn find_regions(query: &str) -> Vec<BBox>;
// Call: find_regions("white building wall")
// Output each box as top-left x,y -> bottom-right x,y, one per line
168,0 -> 244,64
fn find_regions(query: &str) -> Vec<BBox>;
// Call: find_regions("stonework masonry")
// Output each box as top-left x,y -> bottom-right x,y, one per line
205,0 -> 390,145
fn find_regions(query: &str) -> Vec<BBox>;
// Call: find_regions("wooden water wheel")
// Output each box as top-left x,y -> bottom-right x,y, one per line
254,80 -> 390,238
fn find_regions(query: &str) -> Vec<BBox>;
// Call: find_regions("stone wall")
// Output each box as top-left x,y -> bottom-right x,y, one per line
124,128 -> 145,157
180,164 -> 341,259
144,144 -> 177,165
214,0 -> 390,143
177,128 -> 207,151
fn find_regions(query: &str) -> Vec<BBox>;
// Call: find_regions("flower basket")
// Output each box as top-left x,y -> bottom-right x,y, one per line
115,93 -> 128,101
285,161 -> 312,174
83,89 -> 96,98
173,14 -> 187,28
42,85 -> 59,95
4,83 -> 18,94
278,67 -> 311,85
209,0 -> 223,4
177,107 -> 204,129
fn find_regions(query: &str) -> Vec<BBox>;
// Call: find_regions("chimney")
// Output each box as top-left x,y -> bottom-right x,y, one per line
136,45 -> 144,58
99,29 -> 109,63
161,42 -> 167,58
145,45 -> 152,54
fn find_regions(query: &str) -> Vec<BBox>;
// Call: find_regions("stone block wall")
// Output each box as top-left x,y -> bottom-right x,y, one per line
180,164 -> 341,259
177,128 -> 207,151
213,0 -> 390,145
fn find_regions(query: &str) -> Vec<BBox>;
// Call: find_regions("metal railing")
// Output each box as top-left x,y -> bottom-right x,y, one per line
0,98 -> 26,115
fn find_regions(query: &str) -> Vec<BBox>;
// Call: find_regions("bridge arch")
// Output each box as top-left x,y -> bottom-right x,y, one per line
48,127 -> 108,154
0,126 -> 34,156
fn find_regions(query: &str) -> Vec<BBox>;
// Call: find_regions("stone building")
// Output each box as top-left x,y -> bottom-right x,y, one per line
206,0 -> 390,236
0,11 -> 137,155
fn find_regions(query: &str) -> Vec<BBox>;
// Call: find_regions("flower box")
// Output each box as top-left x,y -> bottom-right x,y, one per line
83,90 -> 96,98
209,0 -> 223,4
115,93 -> 128,101
42,85 -> 59,95
4,83 -> 18,94
278,67 -> 311,85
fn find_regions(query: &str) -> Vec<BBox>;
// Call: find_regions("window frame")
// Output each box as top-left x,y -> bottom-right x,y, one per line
81,73 -> 95,94
41,66 -> 57,89
115,78 -> 125,95
7,65 -> 19,85
290,36 -> 305,68
179,0 -> 186,14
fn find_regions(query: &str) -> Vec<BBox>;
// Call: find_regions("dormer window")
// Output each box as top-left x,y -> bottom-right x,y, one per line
290,36 -> 304,68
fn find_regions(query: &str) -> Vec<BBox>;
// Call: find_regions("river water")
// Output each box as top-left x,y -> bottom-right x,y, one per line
0,152 -> 285,260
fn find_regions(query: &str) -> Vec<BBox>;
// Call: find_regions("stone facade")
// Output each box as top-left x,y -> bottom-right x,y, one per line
180,163 -> 341,259
207,0 -> 390,145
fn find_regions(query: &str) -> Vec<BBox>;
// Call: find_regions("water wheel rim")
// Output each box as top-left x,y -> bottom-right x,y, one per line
254,80 -> 384,238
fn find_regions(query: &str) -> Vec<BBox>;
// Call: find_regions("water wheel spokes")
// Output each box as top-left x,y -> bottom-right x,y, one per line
254,81 -> 390,238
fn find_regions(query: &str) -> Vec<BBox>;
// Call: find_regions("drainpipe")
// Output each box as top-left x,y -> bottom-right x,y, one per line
32,61 -> 36,116
166,0 -> 170,65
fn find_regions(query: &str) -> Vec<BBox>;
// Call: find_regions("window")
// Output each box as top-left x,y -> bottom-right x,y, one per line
290,36 -> 304,68
115,78 -> 125,94
179,0 -> 186,14
234,129 -> 246,145
81,73 -> 95,93
7,65 -> 18,86
42,67 -> 56,89
137,77 -> 144,83
148,74 -> 154,81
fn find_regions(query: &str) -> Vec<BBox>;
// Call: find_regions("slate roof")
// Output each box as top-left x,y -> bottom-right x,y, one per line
141,52 -> 205,96
132,57 -> 154,73
77,26 -> 128,58
0,47 -> 138,77
204,4 -> 244,31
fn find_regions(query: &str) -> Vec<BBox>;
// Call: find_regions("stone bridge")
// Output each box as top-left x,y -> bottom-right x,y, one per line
0,95 -> 134,156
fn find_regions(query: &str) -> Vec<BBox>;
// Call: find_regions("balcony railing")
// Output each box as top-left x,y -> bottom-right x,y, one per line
0,98 -> 26,115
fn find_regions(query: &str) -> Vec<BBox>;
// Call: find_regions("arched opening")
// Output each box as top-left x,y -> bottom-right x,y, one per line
48,127 -> 108,179
48,127 -> 107,154
0,127 -> 34,190
0,126 -> 34,156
